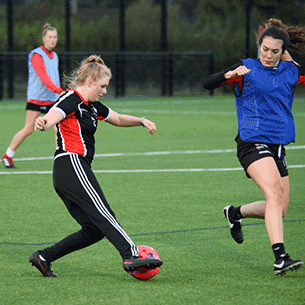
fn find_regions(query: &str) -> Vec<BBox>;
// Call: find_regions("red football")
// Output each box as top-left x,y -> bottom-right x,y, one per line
128,245 -> 161,280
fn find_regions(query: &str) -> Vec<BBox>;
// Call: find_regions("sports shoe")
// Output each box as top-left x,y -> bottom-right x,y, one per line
123,256 -> 163,272
29,251 -> 58,277
1,153 -> 15,168
274,253 -> 303,276
223,205 -> 244,244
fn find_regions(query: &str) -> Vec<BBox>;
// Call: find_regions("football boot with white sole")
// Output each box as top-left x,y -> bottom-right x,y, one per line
1,153 -> 15,168
223,205 -> 244,244
274,253 -> 303,275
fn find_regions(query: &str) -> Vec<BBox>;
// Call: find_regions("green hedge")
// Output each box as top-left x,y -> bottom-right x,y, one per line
0,0 -> 303,71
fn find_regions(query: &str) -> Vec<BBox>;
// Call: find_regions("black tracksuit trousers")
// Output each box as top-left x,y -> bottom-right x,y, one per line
40,153 -> 138,262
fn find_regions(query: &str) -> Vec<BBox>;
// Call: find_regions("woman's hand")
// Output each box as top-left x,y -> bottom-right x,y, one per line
35,117 -> 47,131
141,118 -> 156,135
224,66 -> 251,79
282,50 -> 300,66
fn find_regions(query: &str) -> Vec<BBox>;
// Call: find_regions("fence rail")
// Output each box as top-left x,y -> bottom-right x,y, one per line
0,51 -> 213,100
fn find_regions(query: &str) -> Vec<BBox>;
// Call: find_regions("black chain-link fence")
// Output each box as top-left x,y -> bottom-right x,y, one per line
0,51 -> 214,100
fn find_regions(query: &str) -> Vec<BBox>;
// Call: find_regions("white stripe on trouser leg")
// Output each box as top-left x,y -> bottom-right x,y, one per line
69,154 -> 138,257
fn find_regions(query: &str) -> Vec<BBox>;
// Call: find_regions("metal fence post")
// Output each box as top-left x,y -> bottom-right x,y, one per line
169,52 -> 174,97
161,0 -> 168,97
161,54 -> 167,96
115,52 -> 120,98
65,0 -> 71,73
120,52 -> 125,97
7,0 -> 14,99
7,54 -> 14,99
119,0 -> 125,97
209,52 -> 214,96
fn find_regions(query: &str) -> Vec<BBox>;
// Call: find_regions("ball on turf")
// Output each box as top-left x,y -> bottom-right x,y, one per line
128,245 -> 161,280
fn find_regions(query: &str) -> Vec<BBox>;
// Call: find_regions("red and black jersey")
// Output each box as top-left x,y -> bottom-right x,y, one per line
52,89 -> 112,164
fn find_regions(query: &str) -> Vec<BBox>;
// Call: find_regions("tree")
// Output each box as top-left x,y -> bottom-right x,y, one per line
255,0 -> 305,25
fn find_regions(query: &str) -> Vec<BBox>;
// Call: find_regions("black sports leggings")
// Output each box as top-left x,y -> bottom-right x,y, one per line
41,153 -> 138,262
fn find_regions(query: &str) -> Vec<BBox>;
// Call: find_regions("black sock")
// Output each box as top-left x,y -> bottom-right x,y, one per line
272,243 -> 286,261
230,206 -> 244,221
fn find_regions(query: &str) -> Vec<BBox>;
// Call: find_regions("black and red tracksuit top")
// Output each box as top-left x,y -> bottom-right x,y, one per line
52,89 -> 111,164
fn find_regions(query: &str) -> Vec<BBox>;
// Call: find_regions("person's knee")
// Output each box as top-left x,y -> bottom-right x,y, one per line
277,183 -> 285,199
80,225 -> 103,242
23,125 -> 35,136
265,181 -> 284,202
26,130 -> 34,136
265,183 -> 289,218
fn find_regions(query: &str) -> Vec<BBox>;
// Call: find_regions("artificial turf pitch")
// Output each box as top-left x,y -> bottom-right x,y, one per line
0,96 -> 304,304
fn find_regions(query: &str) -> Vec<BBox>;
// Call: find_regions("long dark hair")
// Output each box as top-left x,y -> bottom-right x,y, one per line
258,18 -> 305,54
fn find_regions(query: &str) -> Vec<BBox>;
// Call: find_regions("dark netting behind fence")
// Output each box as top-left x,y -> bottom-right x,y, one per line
0,51 -> 213,100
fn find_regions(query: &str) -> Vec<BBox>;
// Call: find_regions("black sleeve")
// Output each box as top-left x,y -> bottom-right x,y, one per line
298,64 -> 305,76
94,102 -> 110,120
203,61 -> 243,91
53,94 -> 80,117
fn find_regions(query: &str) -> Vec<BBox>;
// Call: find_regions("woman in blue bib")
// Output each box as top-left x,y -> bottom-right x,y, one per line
204,18 -> 305,275
1,24 -> 65,169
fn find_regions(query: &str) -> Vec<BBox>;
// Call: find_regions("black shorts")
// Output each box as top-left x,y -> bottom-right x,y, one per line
26,102 -> 54,114
235,134 -> 288,178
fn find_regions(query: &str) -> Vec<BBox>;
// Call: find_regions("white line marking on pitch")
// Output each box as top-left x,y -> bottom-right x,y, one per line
12,145 -> 305,162
1,164 -> 304,175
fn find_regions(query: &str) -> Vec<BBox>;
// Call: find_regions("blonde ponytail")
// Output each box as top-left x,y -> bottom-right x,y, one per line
64,55 -> 112,89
